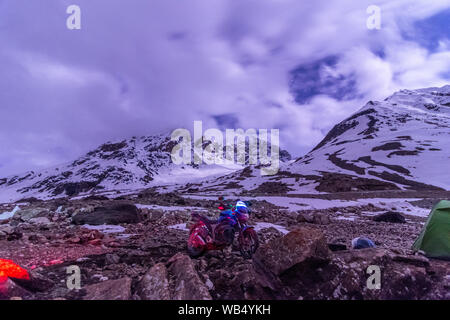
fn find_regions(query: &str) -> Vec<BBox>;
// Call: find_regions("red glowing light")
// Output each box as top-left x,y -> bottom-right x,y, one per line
0,259 -> 30,283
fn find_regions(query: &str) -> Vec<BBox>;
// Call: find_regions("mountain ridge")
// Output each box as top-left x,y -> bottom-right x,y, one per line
0,130 -> 290,201
1,85 -> 449,201
177,85 -> 450,194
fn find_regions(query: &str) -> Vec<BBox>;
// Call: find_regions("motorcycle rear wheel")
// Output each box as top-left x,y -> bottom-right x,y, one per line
187,231 -> 207,258
187,244 -> 205,258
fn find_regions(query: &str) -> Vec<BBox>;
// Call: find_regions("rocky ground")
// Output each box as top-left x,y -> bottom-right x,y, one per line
0,191 -> 449,300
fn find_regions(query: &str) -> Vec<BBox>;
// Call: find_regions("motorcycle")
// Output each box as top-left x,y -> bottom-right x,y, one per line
187,209 -> 259,259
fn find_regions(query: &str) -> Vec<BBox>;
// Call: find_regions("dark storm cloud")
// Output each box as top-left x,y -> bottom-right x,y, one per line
0,0 -> 449,176
290,56 -> 360,104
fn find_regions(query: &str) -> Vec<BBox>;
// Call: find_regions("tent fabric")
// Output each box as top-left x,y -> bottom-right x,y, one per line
412,200 -> 450,260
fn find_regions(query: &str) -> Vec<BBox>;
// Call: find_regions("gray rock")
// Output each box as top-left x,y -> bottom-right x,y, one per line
167,253 -> 212,300
373,211 -> 406,223
254,227 -> 330,277
253,227 -> 330,294
0,279 -> 32,300
28,217 -> 51,225
105,253 -> 121,265
0,225 -> 14,234
135,263 -> 171,300
83,277 -> 132,300
13,270 -> 55,293
297,212 -> 331,225
72,202 -> 140,225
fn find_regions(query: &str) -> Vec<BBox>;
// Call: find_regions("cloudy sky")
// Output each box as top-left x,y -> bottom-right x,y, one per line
0,0 -> 449,176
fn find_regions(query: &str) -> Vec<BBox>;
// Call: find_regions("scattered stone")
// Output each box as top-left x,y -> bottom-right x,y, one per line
7,231 -> 22,241
1,191 -> 449,300
328,243 -> 347,251
15,208 -> 49,222
167,253 -> 212,300
0,279 -> 31,300
28,217 -> 51,225
13,269 -> 55,292
105,253 -> 120,265
297,212 -> 331,225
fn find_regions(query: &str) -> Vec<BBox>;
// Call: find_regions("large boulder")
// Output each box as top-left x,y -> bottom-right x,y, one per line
72,202 -> 140,225
135,263 -> 170,300
83,277 -> 132,300
14,207 -> 49,222
269,247 -> 449,300
135,253 -> 212,300
28,217 -> 52,226
252,227 -> 330,293
254,227 -> 330,276
373,211 -> 406,223
167,253 -> 212,300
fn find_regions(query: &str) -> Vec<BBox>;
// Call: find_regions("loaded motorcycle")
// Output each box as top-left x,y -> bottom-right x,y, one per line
187,202 -> 259,259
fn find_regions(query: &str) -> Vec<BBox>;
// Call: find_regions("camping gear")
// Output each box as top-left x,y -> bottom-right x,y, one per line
187,211 -> 259,259
351,237 -> 376,249
412,200 -> 450,260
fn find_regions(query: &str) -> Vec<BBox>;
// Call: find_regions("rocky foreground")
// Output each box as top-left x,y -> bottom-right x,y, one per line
0,191 -> 449,300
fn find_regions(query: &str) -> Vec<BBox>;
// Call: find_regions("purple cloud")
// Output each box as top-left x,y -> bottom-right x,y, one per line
0,0 -> 449,176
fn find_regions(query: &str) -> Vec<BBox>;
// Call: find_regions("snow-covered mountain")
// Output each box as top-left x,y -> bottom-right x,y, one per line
0,133 -> 176,201
187,85 -> 450,194
1,85 -> 448,201
0,131 -> 291,202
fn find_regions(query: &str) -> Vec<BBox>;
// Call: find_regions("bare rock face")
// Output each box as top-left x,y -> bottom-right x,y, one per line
373,211 -> 406,223
14,208 -> 49,222
83,277 -> 132,300
167,253 -> 212,300
0,279 -> 32,300
135,253 -> 212,300
252,227 -> 330,294
297,212 -> 332,225
254,227 -> 330,276
135,263 -> 170,300
263,246 -> 448,300
72,202 -> 140,225
13,269 -> 55,293
0,225 -> 14,240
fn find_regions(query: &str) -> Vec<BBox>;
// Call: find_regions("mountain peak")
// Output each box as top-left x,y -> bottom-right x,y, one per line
178,85 -> 450,194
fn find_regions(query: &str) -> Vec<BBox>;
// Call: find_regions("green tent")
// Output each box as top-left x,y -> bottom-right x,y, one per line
412,200 -> 450,260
